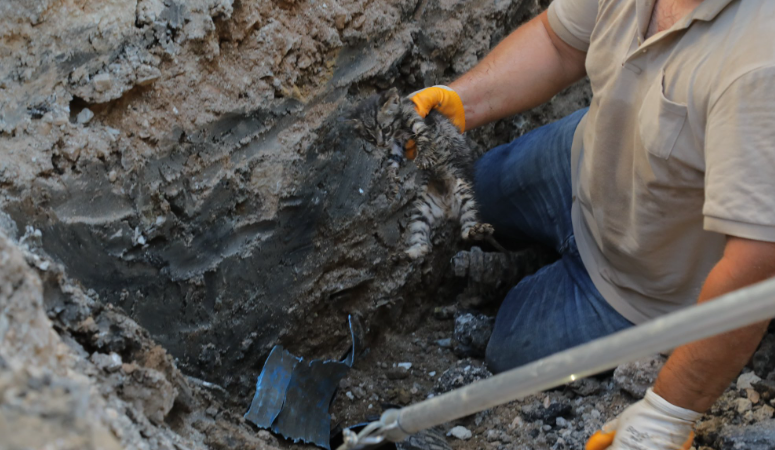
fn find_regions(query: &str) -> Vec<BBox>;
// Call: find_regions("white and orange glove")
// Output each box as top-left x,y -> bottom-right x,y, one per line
586,389 -> 701,450
404,85 -> 466,160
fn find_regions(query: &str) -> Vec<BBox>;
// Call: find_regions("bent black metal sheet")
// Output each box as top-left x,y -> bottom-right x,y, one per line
272,359 -> 350,449
244,345 -> 301,428
245,316 -> 362,449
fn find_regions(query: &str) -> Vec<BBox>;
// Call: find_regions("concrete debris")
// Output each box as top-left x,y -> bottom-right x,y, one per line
738,372 -> 762,390
714,419 -> 775,450
76,108 -> 94,124
433,360 -> 492,395
453,313 -> 494,358
93,73 -> 112,92
447,426 -> 472,440
521,401 -> 573,424
613,354 -> 667,398
568,378 -> 603,397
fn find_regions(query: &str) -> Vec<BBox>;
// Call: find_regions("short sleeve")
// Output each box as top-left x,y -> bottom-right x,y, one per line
703,66 -> 775,242
547,0 -> 599,51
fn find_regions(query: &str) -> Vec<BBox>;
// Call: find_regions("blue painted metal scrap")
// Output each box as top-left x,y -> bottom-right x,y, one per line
245,316 -> 360,450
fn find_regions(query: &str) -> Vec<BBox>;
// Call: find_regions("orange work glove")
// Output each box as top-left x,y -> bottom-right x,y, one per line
409,85 -> 466,132
586,389 -> 700,450
404,86 -> 465,159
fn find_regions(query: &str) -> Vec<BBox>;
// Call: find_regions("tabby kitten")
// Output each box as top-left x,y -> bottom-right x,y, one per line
348,88 -> 495,259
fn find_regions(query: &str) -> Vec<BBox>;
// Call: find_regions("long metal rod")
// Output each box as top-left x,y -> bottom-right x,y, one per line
390,277 -> 775,436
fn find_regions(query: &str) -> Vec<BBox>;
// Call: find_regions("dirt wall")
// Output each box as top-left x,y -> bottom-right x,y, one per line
0,0 -> 590,420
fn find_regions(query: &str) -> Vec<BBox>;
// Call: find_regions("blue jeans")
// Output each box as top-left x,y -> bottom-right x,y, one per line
475,109 -> 633,373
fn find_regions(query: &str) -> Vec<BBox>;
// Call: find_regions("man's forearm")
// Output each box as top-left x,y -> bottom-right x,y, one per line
654,237 -> 775,412
449,11 -> 587,130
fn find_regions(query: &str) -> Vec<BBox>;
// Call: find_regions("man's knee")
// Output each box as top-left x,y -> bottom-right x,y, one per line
485,335 -> 516,374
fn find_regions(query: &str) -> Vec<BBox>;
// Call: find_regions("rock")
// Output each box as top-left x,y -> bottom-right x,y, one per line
436,338 -> 453,349
521,402 -> 573,423
135,65 -> 161,86
92,73 -> 112,92
752,405 -> 774,423
568,378 -> 602,396
738,372 -> 762,390
734,398 -> 753,414
753,378 -> 775,401
76,108 -> 94,124
753,334 -> 775,379
396,388 -> 411,405
387,368 -> 410,380
613,354 -> 667,398
747,388 -> 761,405
433,360 -> 492,394
397,362 -> 413,370
352,386 -> 366,399
453,313 -> 494,358
447,426 -> 472,440
89,352 -> 122,373
715,419 -> 775,450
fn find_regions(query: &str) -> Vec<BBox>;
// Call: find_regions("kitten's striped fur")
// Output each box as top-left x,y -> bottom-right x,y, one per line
349,88 -> 495,259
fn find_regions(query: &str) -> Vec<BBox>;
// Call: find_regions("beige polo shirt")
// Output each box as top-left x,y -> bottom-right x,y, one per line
546,0 -> 775,324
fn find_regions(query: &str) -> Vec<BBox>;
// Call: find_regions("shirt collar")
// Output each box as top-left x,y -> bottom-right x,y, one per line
636,0 -> 736,40
686,0 -> 736,24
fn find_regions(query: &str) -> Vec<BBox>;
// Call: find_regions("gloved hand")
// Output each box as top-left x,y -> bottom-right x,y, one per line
409,85 -> 466,132
586,389 -> 701,450
404,85 -> 465,160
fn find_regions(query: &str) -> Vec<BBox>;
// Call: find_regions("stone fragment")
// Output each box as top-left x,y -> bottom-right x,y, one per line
121,366 -> 177,424
136,65 -> 161,86
613,354 -> 666,398
76,108 -> 94,124
433,360 -> 492,394
737,372 -> 762,390
752,334 -> 775,379
436,338 -> 453,348
352,386 -> 366,399
386,368 -> 410,380
93,73 -> 112,92
521,401 -> 573,423
453,313 -> 494,358
396,388 -> 411,405
753,378 -> 775,401
734,398 -> 753,414
747,388 -> 761,405
569,378 -> 602,396
447,426 -> 472,440
752,405 -> 774,423
715,419 -> 775,450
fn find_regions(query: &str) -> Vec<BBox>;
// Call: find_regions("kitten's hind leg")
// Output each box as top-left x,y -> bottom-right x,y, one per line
406,184 -> 445,260
455,178 -> 495,242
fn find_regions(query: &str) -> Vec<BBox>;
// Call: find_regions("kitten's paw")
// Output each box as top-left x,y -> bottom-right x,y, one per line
414,157 -> 432,171
405,243 -> 430,260
462,223 -> 495,241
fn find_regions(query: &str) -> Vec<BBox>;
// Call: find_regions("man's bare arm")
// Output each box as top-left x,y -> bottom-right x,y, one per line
654,236 -> 775,412
449,11 -> 587,130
